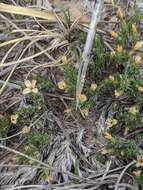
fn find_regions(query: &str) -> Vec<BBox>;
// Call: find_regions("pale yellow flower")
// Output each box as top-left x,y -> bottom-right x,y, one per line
79,94 -> 87,103
116,7 -> 124,19
133,170 -> 141,177
128,106 -> 139,114
104,132 -> 113,140
134,55 -> 142,65
109,75 -> 115,82
134,41 -> 143,50
80,108 -> 89,118
47,176 -> 53,183
62,56 -> 68,64
23,80 -> 38,95
117,45 -> 123,53
106,118 -> 118,128
138,86 -> 143,92
101,149 -> 108,155
90,83 -> 97,92
124,127 -> 129,136
11,114 -> 18,124
57,80 -> 66,90
111,118 -> 118,126
24,145 -> 29,151
110,31 -> 118,38
132,24 -> 138,33
115,90 -> 123,98
22,126 -> 30,134
136,155 -> 143,167
38,106 -> 42,110
110,51 -> 115,57
120,150 -> 125,156
64,108 -> 72,113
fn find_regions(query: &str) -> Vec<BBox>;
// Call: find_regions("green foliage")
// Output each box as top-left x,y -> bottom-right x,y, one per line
62,64 -> 78,96
16,93 -> 44,128
0,81 -> 45,139
62,10 -> 142,119
20,145 -> 41,164
135,173 -> 143,185
115,12 -> 141,46
79,32 -> 87,44
18,132 -> 48,164
117,108 -> 143,131
38,77 -> 55,93
62,8 -> 71,29
28,132 -> 48,150
95,153 -> 106,164
17,91 -> 48,164
90,35 -> 106,79
88,10 -> 143,162
25,93 -> 44,108
107,137 -> 142,158
0,115 -> 10,137
38,168 -> 50,181
114,74 -> 129,91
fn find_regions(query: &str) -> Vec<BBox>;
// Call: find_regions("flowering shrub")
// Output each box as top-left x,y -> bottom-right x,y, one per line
59,8 -> 143,183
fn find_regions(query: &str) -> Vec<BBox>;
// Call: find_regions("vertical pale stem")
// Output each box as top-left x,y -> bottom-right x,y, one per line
76,0 -> 103,109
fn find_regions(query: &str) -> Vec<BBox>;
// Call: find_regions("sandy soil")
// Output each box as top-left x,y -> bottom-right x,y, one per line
50,0 -> 91,21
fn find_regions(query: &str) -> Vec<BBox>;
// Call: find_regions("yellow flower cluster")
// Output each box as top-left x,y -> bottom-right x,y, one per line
124,127 -> 129,136
115,90 -> 123,98
23,80 -> 38,95
134,41 -> 143,50
136,155 -> 143,167
138,86 -> 143,92
11,114 -> 18,124
117,45 -> 123,53
111,31 -> 118,38
116,7 -> 124,19
132,24 -> 138,33
128,106 -> 139,115
64,108 -> 72,113
79,94 -> 87,103
106,118 -> 118,128
108,75 -> 115,82
57,80 -> 67,90
110,51 -> 115,57
90,83 -> 97,92
22,126 -> 30,134
101,149 -> 108,155
62,56 -> 68,64
80,108 -> 89,118
133,170 -> 141,177
134,55 -> 142,65
104,132 -> 113,140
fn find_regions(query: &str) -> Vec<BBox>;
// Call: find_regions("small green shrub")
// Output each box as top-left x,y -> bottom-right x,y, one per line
62,64 -> 78,96
0,115 -> 10,137
18,132 -> 48,164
